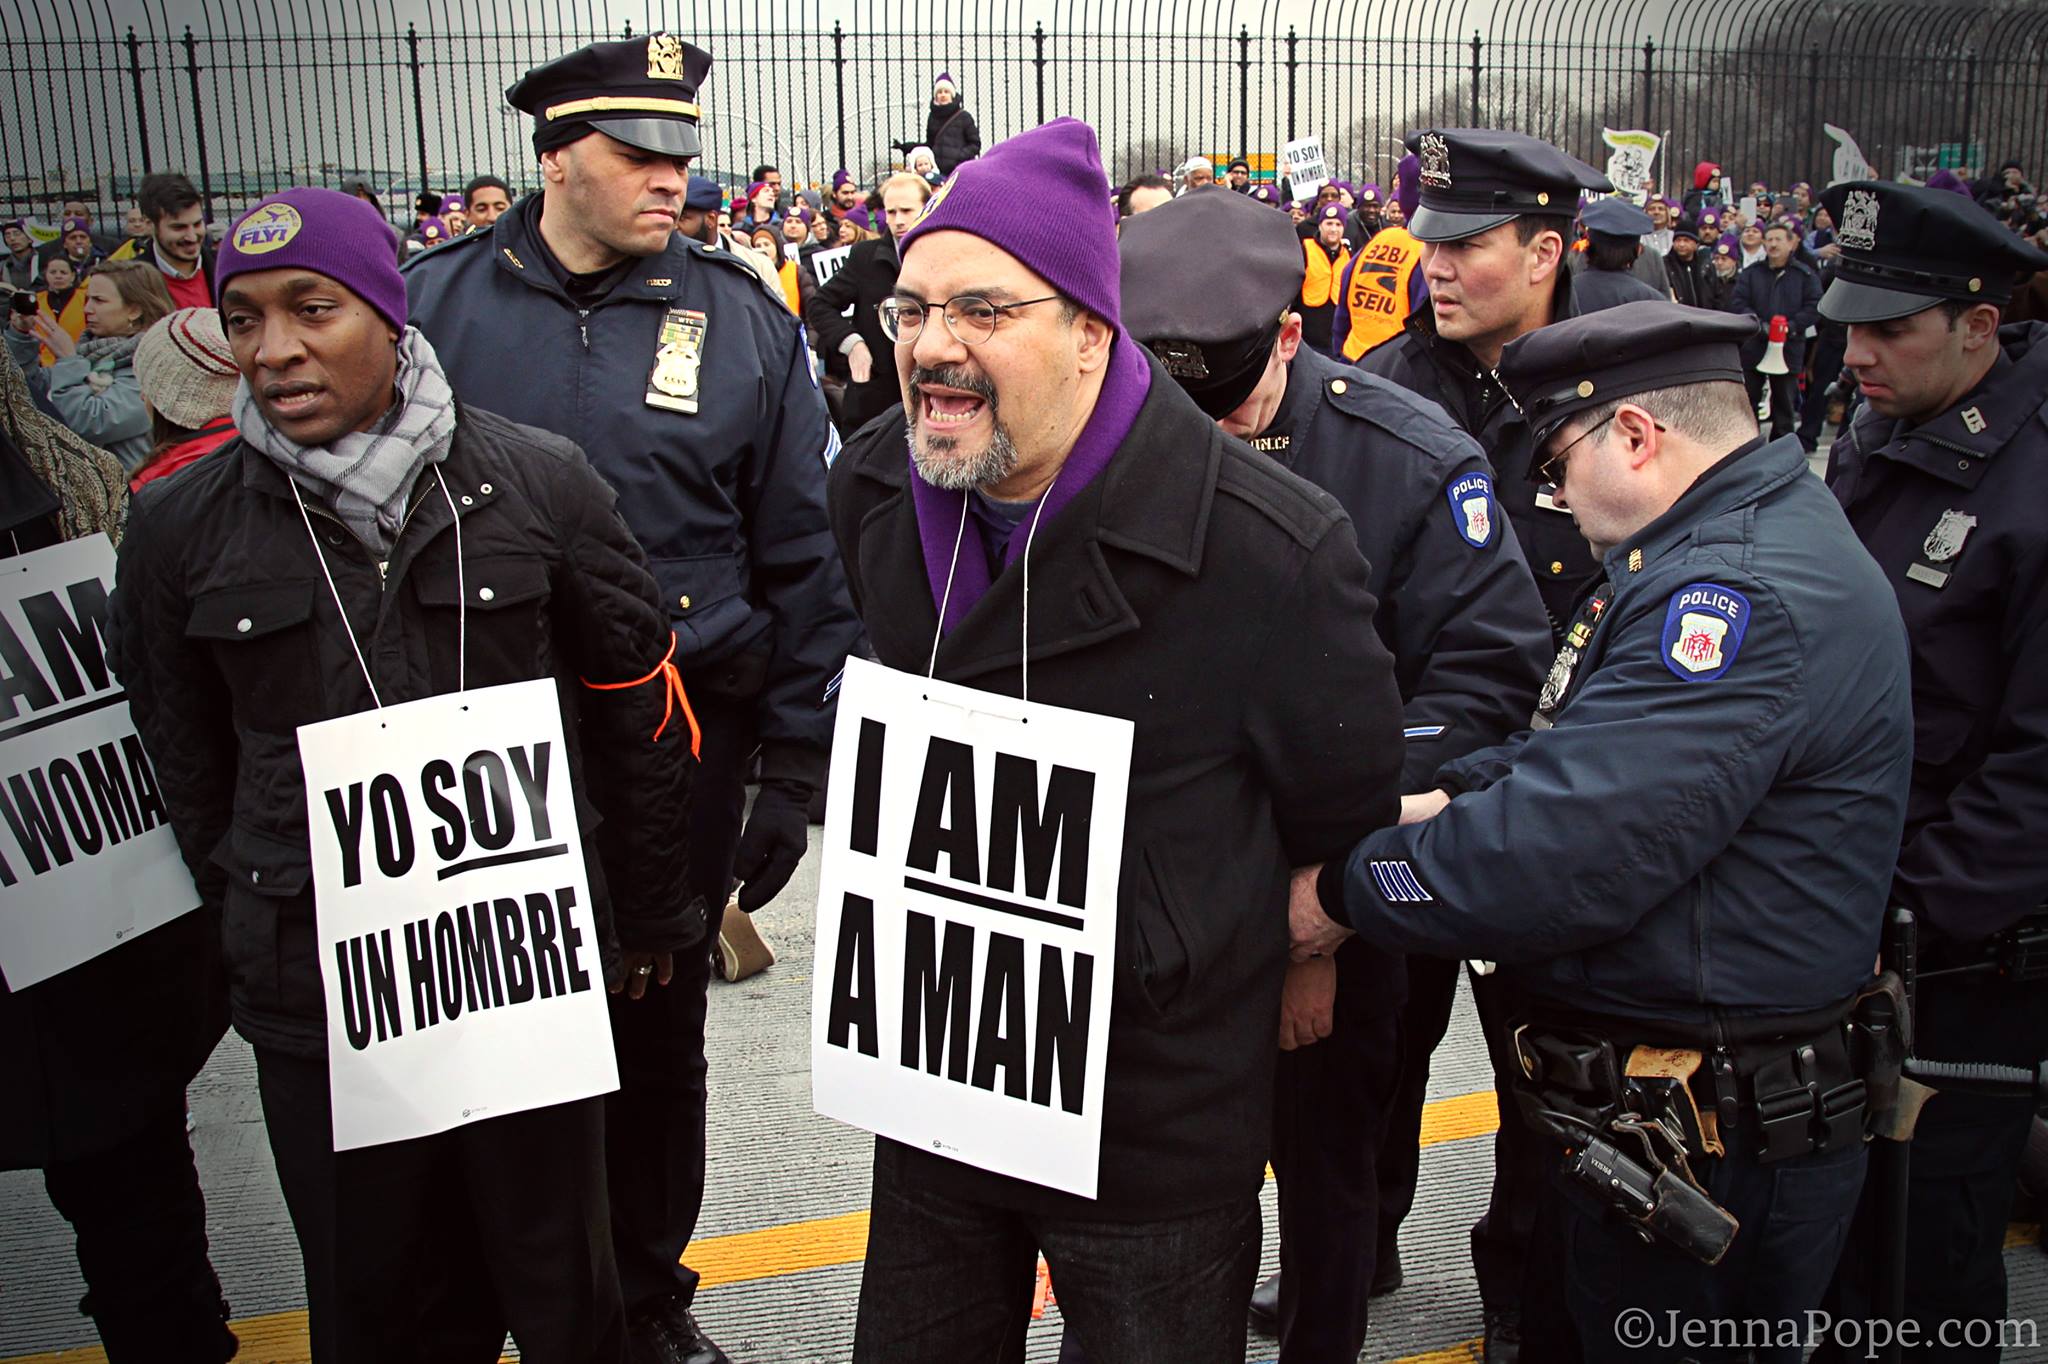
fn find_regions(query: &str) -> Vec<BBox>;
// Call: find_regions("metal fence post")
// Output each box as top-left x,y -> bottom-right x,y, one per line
1960,49 -> 1978,163
125,28 -> 153,174
1470,32 -> 1482,126
833,23 -> 848,171
1641,37 -> 1655,133
407,24 -> 430,200
1236,25 -> 1250,159
1033,23 -> 1047,127
1285,26 -> 1297,141
1806,46 -> 1823,183
180,27 -> 212,215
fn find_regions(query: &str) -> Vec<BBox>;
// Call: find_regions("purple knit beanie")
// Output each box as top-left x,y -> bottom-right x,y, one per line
898,116 -> 1121,328
215,188 -> 408,333
1395,153 -> 1422,222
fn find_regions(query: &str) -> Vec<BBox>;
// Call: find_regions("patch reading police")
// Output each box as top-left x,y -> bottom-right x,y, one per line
1661,583 -> 1750,681
1445,470 -> 1496,548
646,307 -> 707,414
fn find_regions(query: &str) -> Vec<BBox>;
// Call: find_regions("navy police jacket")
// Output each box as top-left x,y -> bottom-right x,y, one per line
1828,322 -> 2048,945
1265,347 -> 1550,792
1332,435 -> 1914,1028
404,196 -> 861,784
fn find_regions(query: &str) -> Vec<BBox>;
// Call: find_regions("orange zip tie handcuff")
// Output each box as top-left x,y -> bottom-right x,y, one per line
581,631 -> 702,758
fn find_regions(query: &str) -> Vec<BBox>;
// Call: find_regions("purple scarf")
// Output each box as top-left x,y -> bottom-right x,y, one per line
908,330 -> 1152,634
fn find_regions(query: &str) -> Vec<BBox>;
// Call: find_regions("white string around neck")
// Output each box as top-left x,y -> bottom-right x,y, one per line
288,471 -> 467,711
924,472 -> 1058,706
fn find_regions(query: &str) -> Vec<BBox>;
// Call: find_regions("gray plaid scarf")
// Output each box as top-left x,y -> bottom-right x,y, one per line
234,326 -> 456,553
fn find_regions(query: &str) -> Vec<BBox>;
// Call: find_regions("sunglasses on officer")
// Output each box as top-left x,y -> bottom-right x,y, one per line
1533,409 -> 1666,486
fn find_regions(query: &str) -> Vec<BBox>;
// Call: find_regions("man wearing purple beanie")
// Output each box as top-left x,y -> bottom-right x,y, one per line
826,116 -> 1406,1363
109,185 -> 700,1363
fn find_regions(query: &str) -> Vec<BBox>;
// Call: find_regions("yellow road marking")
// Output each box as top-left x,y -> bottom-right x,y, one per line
13,1092 -> 2033,1364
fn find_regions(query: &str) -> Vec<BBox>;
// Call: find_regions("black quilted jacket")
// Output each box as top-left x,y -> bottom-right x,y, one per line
108,405 -> 698,1057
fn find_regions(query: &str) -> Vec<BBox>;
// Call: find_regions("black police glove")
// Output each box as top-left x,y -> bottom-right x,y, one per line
732,779 -> 812,913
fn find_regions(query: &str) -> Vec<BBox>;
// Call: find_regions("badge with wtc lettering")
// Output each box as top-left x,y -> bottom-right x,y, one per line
1660,582 -> 1751,682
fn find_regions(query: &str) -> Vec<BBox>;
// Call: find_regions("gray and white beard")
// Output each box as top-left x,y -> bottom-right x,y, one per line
909,418 -> 1019,491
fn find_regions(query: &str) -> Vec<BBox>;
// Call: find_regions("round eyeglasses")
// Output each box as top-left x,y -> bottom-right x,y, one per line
879,293 -> 1062,346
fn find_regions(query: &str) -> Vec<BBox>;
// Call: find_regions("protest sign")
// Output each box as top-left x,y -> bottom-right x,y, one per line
0,534 -> 198,987
1281,136 -> 1329,201
811,658 -> 1131,1198
1825,124 -> 1877,186
298,678 -> 617,1150
1600,128 -> 1662,204
806,244 -> 857,318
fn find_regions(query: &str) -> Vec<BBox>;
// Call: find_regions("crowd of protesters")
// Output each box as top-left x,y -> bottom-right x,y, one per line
6,39 -> 2048,1364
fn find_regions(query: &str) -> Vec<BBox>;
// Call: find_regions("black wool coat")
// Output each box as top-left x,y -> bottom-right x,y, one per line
826,357 -> 1406,1220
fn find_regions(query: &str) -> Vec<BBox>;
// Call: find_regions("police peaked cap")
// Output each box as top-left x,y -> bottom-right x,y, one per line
1404,128 -> 1611,243
1119,187 -> 1304,419
1497,300 -> 1758,458
508,34 -> 712,158
1580,196 -> 1654,240
1817,180 -> 2048,323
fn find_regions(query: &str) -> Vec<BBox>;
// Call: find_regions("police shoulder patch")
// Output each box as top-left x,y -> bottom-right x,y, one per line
1444,469 -> 1496,548
1660,582 -> 1751,681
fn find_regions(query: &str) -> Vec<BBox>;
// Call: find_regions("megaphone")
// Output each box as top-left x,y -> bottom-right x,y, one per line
1758,313 -> 1791,375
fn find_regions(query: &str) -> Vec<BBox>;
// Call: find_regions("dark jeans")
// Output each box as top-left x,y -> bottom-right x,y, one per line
1526,1126 -> 1866,1364
1376,959 -> 1546,1312
1815,976 -> 2048,1362
41,1100 -> 237,1364
1268,943 -> 1404,1362
853,1139 -> 1262,1364
606,685 -> 752,1316
255,1048 -> 624,1364
1797,325 -> 1848,451
1745,368 -> 1798,442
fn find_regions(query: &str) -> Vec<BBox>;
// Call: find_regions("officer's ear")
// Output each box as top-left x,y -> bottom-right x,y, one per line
1275,312 -> 1304,365
1612,402 -> 1663,468
539,146 -> 571,186
1526,227 -> 1565,285
1956,302 -> 2003,353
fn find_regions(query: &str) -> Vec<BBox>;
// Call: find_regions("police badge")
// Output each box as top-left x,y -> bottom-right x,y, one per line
1419,132 -> 1452,189
1837,189 -> 1880,252
646,307 -> 708,413
646,33 -> 688,80
1922,508 -> 1977,563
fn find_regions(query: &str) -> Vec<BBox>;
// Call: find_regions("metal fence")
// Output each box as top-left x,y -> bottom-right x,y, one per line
7,0 -> 2046,223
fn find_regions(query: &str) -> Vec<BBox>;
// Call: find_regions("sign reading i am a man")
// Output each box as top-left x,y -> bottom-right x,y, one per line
811,658 -> 1131,1198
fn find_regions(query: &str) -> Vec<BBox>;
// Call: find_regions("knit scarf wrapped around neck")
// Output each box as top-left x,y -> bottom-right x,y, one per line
233,326 -> 456,553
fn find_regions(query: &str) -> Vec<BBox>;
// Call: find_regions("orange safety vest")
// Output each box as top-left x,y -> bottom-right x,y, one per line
1340,227 -> 1424,362
1301,238 -> 1351,309
777,259 -> 801,315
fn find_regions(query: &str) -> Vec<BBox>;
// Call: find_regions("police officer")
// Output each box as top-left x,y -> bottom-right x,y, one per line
1291,299 -> 1914,1364
1353,127 -> 1612,1361
1357,128 -> 1612,636
1117,185 -> 1551,1364
1572,197 -> 1667,314
403,34 -> 862,1364
1814,181 -> 2048,1363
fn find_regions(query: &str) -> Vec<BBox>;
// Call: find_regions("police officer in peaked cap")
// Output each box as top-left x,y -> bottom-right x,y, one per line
1812,181 -> 2048,1363
1116,185 -> 1551,1364
1292,299 -> 1914,1364
403,32 -> 862,1364
1350,125 -> 1611,1363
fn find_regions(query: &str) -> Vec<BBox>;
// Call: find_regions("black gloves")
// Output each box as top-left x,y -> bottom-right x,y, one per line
732,779 -> 811,913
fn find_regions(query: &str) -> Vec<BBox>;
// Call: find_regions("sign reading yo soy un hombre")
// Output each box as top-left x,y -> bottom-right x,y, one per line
298,678 -> 617,1150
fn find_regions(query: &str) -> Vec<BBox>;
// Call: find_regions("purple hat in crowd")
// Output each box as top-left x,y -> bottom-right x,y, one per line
899,116 -> 1122,327
440,192 -> 465,214
61,215 -> 91,236
1394,153 -> 1422,222
1250,184 -> 1278,205
1316,202 -> 1347,224
1715,232 -> 1740,257
831,169 -> 854,189
1925,169 -> 1972,197
847,204 -> 872,231
214,187 -> 409,334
